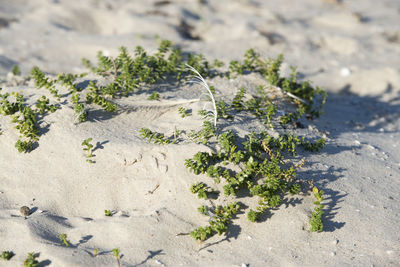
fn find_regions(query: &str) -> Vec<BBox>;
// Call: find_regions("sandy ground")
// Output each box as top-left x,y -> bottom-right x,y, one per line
0,0 -> 399,266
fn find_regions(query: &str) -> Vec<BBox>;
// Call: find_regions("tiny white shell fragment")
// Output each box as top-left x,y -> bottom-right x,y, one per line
340,67 -> 351,77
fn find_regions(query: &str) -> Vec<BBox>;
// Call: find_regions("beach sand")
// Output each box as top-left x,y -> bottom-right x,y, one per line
0,0 -> 399,266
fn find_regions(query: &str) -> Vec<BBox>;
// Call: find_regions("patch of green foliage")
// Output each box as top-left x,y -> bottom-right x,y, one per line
310,187 -> 324,232
0,90 -> 40,152
59,233 -> 70,247
11,65 -> 21,76
81,138 -> 94,163
139,128 -> 172,145
104,210 -> 113,216
190,182 -> 217,199
1,251 -> 14,261
178,106 -> 190,118
190,202 -> 240,241
3,41 -> 329,242
23,252 -> 39,267
147,92 -> 160,100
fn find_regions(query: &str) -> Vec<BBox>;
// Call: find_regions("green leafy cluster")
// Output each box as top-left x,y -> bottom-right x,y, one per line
1,251 -> 14,261
178,106 -> 190,118
190,202 -> 240,241
0,90 -> 42,152
11,65 -> 21,76
59,233 -> 70,247
30,67 -> 62,101
147,92 -> 160,100
81,137 -> 94,163
104,210 -> 113,216
188,120 -> 216,144
139,128 -> 172,145
310,187 -> 324,232
229,50 -> 327,120
185,129 -> 322,227
190,182 -> 216,199
23,252 -> 39,267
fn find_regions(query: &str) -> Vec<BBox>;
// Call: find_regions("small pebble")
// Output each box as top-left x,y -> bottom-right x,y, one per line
241,264 -> 249,267
330,252 -> 336,256
20,206 -> 30,217
340,67 -> 351,77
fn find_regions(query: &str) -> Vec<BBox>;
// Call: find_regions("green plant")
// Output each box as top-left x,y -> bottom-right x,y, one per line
139,128 -> 171,145
23,252 -> 39,267
1,251 -> 14,261
310,187 -> 324,232
81,138 -> 95,163
104,210 -> 112,216
178,107 -> 190,118
30,66 -> 61,101
188,120 -> 216,144
112,248 -> 121,267
59,233 -> 70,247
190,202 -> 240,241
11,65 -> 21,76
147,92 -> 160,100
35,95 -> 58,114
190,182 -> 217,199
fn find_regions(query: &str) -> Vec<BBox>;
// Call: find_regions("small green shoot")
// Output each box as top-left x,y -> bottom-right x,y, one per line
147,92 -> 160,100
1,251 -> 14,261
178,106 -> 190,118
82,138 -> 94,163
112,248 -> 121,267
23,252 -> 39,267
104,210 -> 113,216
59,233 -> 70,247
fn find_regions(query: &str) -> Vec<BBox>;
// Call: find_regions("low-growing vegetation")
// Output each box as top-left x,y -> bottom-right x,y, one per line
0,40 -> 329,249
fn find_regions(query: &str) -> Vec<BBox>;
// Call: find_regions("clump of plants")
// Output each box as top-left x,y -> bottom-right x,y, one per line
1,251 -> 14,261
137,46 -> 328,242
190,202 -> 240,241
139,128 -> 172,145
1,40 -> 329,244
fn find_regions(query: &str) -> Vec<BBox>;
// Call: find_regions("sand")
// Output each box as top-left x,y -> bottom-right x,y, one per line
0,0 -> 399,266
